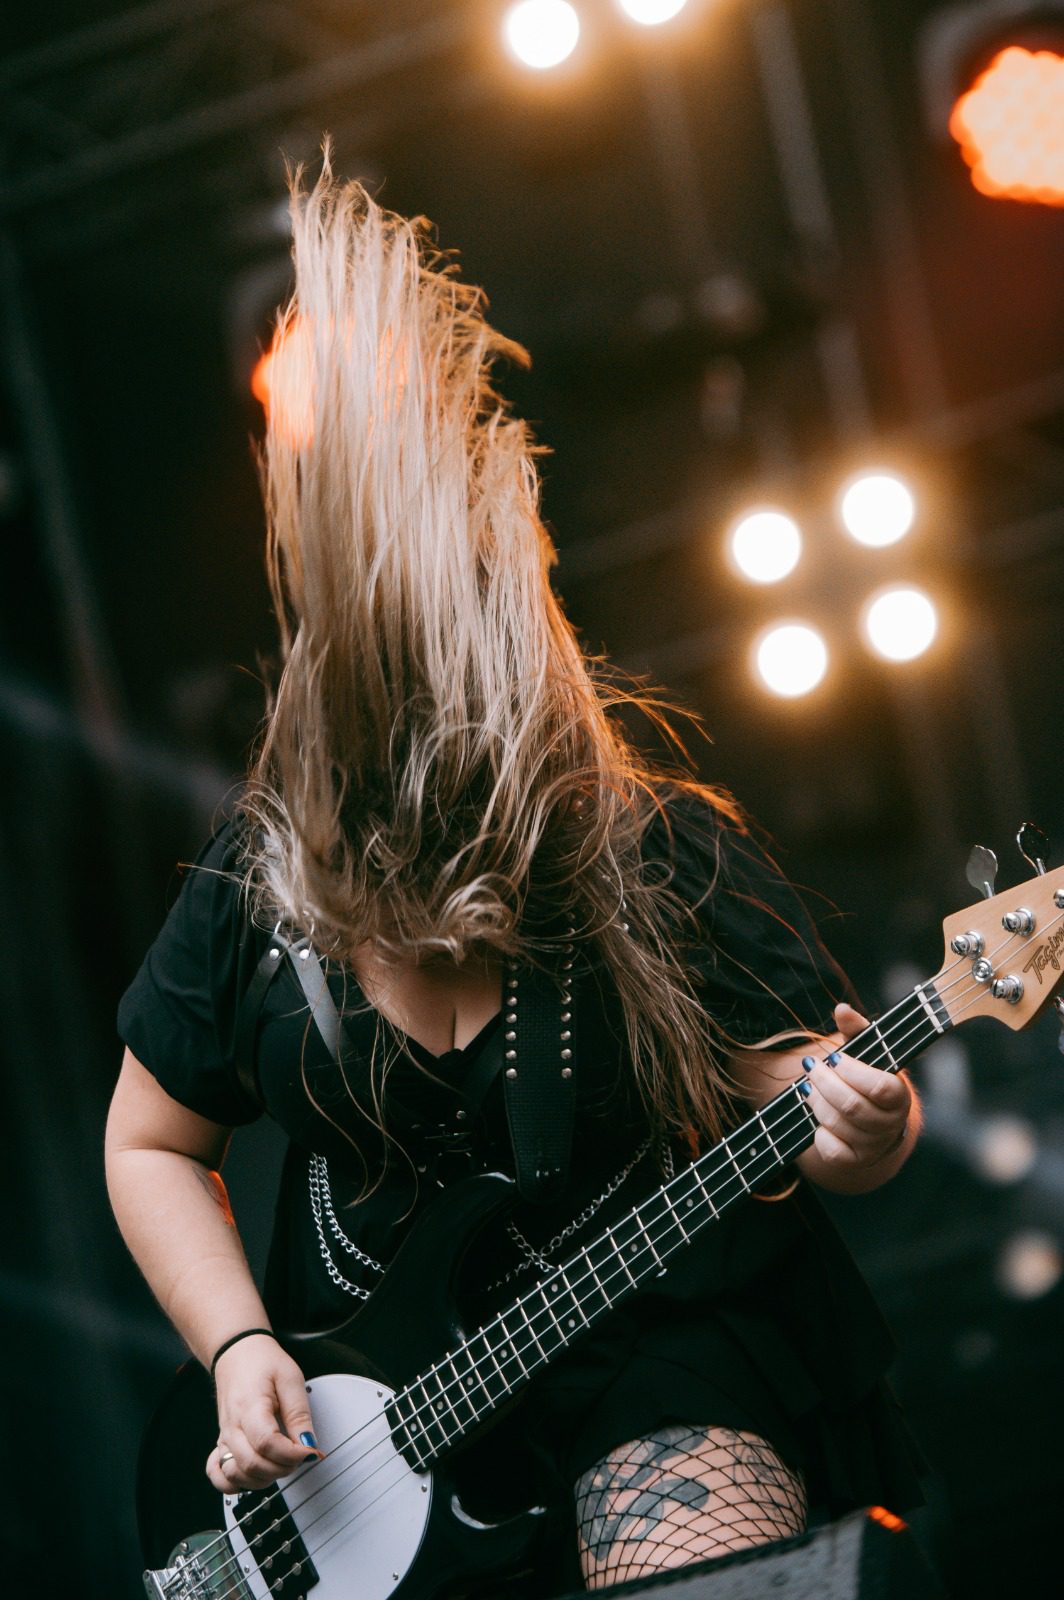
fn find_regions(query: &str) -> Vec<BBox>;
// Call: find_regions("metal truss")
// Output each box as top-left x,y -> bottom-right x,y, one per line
0,0 -> 461,219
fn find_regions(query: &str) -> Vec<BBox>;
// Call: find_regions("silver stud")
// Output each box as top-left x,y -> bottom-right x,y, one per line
561,960 -> 573,971
456,1109 -> 467,1121
505,1030 -> 517,1041
621,922 -> 630,934
298,948 -> 310,960
561,1066 -> 572,1079
506,1012 -> 517,1024
561,992 -> 571,1005
505,1067 -> 518,1080
560,1030 -> 571,1041
269,947 -> 280,959
560,1011 -> 571,1023
505,1049 -> 517,1060
561,1048 -> 572,1060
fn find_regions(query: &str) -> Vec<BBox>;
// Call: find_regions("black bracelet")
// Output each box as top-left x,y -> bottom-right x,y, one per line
209,1327 -> 276,1378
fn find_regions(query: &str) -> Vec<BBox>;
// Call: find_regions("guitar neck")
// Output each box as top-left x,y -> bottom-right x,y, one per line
388,979 -> 951,1469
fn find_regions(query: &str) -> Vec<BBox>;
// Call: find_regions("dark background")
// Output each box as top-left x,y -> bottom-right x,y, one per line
2,1 -> 1064,1594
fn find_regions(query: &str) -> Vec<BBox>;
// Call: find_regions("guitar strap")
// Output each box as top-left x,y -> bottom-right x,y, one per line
234,930 -> 576,1203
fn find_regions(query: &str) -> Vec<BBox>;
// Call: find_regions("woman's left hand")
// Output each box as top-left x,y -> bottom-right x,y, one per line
801,1002 -> 912,1169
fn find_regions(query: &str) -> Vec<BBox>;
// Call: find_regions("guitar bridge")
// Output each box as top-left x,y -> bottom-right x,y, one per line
143,1530 -> 257,1600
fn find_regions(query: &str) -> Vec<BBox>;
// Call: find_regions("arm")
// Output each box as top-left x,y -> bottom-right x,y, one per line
729,1003 -> 922,1196
105,1047 -> 321,1488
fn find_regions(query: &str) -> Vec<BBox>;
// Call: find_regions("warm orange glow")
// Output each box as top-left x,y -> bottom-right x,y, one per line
251,316 -> 317,449
949,46 -> 1064,207
867,1505 -> 907,1533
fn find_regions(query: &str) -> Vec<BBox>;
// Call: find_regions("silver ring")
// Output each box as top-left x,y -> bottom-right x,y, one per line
219,1451 -> 235,1466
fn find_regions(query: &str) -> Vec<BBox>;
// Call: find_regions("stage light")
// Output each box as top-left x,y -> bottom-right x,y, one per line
974,1115 -> 1038,1185
950,46 -> 1064,207
503,1 -> 581,70
997,1230 -> 1062,1299
754,623 -> 828,698
838,471 -> 916,547
861,585 -> 938,663
251,315 -> 315,450
617,0 -> 689,25
728,509 -> 802,584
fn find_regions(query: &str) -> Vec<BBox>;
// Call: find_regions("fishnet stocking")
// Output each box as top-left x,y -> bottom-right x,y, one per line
574,1424 -> 807,1590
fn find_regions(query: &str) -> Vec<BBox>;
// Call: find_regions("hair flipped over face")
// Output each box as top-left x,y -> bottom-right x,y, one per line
242,154 -> 746,1144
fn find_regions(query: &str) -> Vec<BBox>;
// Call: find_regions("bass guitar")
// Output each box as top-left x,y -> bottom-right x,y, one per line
140,843 -> 1064,1600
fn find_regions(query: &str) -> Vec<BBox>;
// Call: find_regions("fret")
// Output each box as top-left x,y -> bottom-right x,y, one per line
427,1359 -> 472,1434
604,1226 -> 638,1288
583,1248 -> 615,1312
419,1373 -> 459,1449
690,1164 -> 720,1219
496,1322 -> 530,1381
515,1296 -> 548,1362
870,1020 -> 899,1072
483,1339 -> 514,1397
466,1332 -> 510,1407
532,1283 -> 571,1357
659,1188 -> 691,1244
756,1109 -> 783,1165
633,1212 -> 666,1271
723,1139 -> 751,1193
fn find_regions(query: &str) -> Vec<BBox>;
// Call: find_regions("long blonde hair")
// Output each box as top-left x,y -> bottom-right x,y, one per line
242,156 -> 745,1145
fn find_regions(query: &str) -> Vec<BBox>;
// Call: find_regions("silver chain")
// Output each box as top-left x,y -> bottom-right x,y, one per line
308,1154 -> 385,1301
498,1135 -> 658,1283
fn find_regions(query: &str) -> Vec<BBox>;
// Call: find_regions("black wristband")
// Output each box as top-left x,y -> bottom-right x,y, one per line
209,1327 -> 276,1378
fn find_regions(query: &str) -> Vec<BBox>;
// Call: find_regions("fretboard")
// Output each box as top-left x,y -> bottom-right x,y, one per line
388,980 -> 950,1469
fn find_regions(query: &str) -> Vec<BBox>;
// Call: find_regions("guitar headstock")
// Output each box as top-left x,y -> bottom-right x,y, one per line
936,863 -> 1064,1031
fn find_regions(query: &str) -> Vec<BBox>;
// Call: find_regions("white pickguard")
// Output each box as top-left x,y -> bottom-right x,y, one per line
224,1373 -> 433,1600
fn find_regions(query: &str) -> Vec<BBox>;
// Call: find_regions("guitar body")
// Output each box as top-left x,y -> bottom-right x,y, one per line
138,1173 -> 552,1600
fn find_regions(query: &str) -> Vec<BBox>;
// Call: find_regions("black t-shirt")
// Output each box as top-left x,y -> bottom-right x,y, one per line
117,791 -> 922,1515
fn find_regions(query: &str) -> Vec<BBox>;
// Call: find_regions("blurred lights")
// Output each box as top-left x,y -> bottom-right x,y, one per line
839,471 -> 916,547
503,1 -> 580,69
950,47 -> 1064,208
862,585 -> 938,663
729,509 -> 802,585
618,0 -> 689,24
997,1231 -> 1063,1300
973,1115 -> 1038,1185
754,623 -> 828,698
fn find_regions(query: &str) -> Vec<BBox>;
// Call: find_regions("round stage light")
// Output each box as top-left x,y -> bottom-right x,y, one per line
754,623 -> 828,698
974,1116 -> 1038,1185
728,509 -> 802,584
997,1231 -> 1062,1300
618,0 -> 689,24
503,1 -> 580,70
839,471 -> 915,547
862,585 -> 938,663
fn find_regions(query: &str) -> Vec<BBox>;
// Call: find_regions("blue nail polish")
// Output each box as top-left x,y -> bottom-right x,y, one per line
303,1451 -> 319,1463
801,1056 -> 815,1071
299,1431 -> 318,1449
798,1079 -> 811,1097
826,1052 -> 840,1067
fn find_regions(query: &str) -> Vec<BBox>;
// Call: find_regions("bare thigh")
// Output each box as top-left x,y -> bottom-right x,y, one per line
573,1423 -> 807,1590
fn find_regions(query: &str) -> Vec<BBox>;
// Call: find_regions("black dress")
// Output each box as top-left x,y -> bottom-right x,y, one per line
117,790 -> 924,1567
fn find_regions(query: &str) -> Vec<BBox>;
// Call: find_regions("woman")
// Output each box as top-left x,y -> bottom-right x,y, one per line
106,162 -> 922,1593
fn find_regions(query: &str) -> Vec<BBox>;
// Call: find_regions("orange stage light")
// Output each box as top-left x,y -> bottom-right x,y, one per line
949,46 -> 1064,206
251,315 -> 317,450
867,1505 -> 908,1533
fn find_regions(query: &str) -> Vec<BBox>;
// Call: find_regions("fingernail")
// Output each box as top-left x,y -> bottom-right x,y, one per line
826,1052 -> 840,1067
303,1451 -> 319,1463
801,1056 -> 816,1071
798,1079 -> 811,1097
299,1431 -> 318,1449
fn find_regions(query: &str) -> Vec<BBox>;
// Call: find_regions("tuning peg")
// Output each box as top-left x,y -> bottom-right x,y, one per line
1018,823 -> 1051,876
966,845 -> 999,901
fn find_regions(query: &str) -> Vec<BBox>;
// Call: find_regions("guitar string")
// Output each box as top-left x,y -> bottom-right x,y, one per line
246,970 -> 1019,1589
165,941 -> 1028,1600
170,914 -> 1060,1595
165,939 -> 1026,1600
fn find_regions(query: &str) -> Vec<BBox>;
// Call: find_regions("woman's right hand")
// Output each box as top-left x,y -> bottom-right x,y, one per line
207,1334 -> 323,1491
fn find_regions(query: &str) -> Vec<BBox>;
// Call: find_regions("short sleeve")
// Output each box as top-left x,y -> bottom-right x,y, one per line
117,819 -> 263,1126
648,792 -> 852,1047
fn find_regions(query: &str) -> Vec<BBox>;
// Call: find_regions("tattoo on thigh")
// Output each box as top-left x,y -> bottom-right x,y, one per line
574,1424 -> 807,1591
